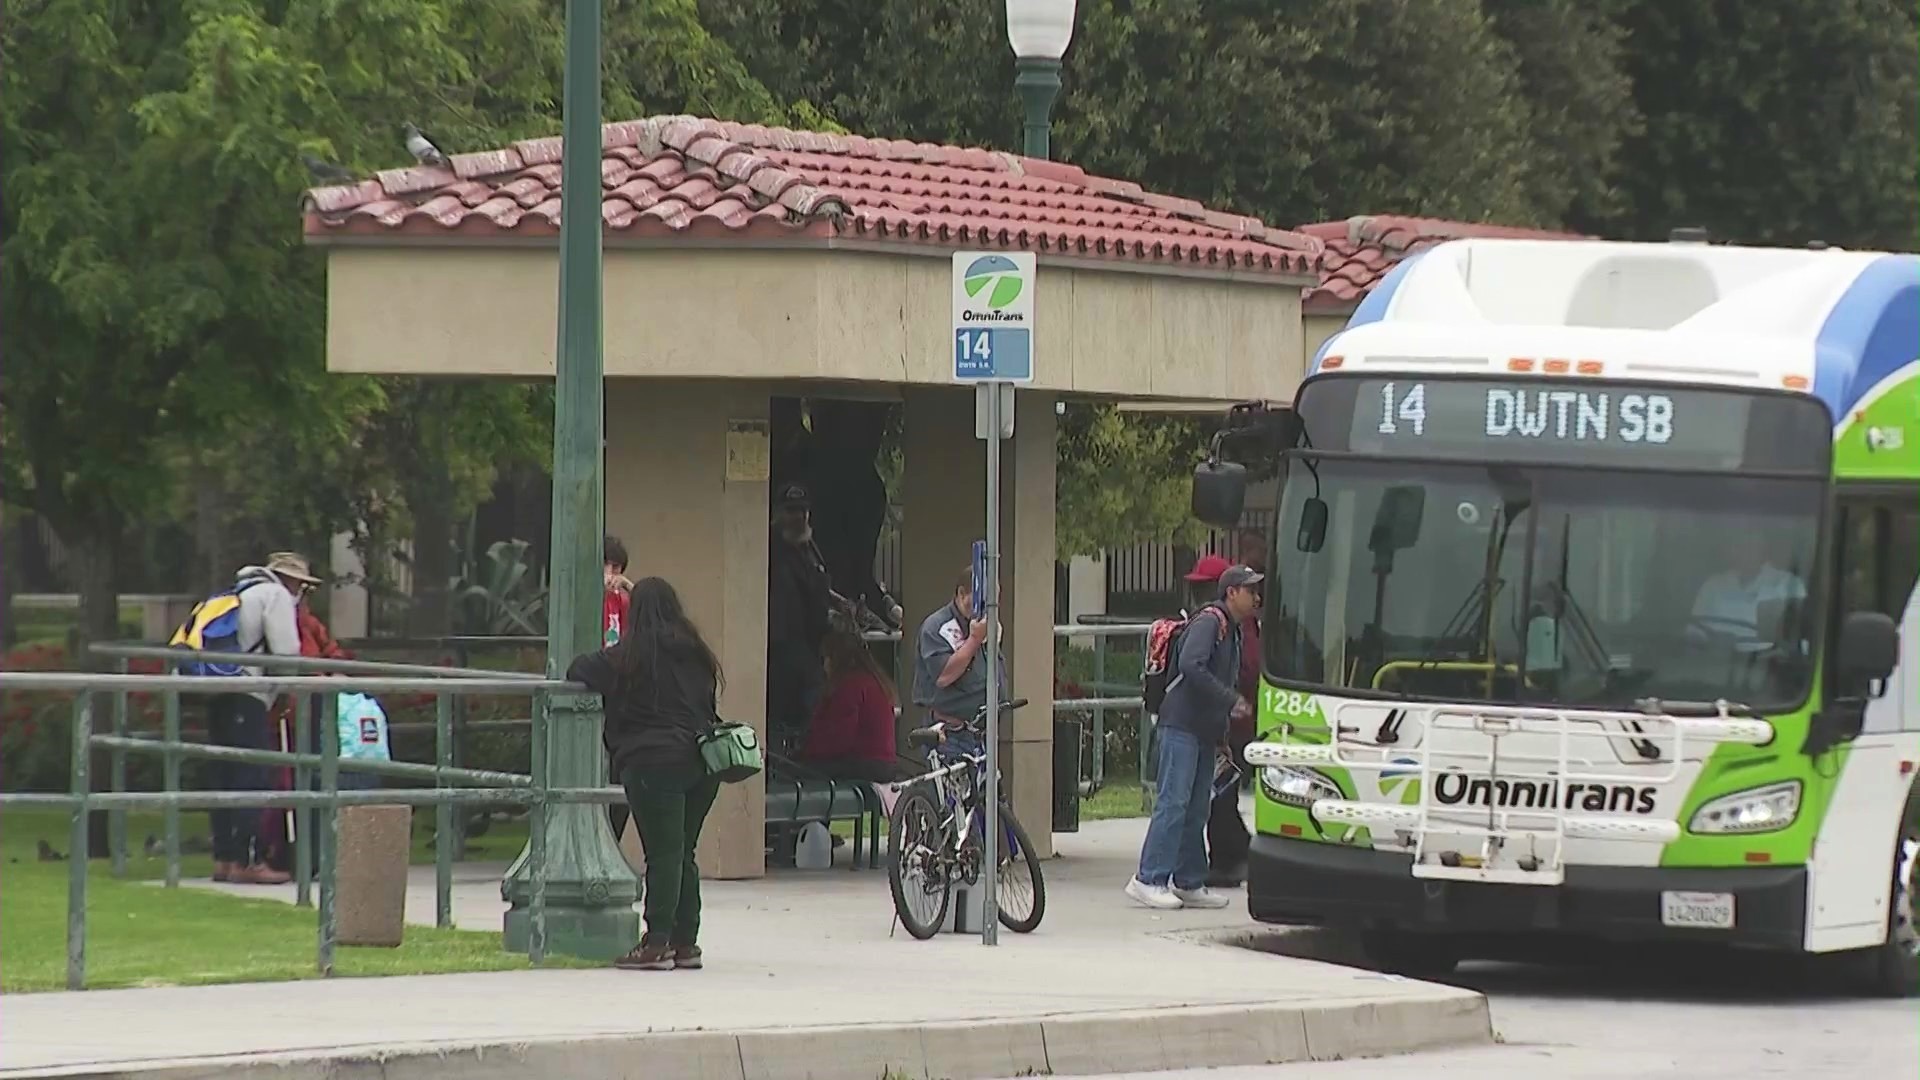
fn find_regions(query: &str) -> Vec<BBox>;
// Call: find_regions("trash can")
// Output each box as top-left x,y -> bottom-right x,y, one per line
1052,717 -> 1082,833
333,804 -> 412,947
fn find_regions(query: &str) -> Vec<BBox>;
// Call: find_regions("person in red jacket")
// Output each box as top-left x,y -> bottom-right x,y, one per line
603,536 -> 633,646
602,536 -> 637,840
797,629 -> 900,784
261,590 -> 356,877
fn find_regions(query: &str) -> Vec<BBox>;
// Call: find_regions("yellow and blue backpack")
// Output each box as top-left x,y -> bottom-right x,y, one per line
168,582 -> 267,676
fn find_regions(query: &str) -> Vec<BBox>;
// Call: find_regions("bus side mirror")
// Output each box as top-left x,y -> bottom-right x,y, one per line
1837,610 -> 1899,696
1192,460 -> 1248,528
1296,497 -> 1329,553
1807,611 -> 1899,758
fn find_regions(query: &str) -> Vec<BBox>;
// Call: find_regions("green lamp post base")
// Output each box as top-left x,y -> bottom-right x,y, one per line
503,897 -> 639,961
500,695 -> 640,960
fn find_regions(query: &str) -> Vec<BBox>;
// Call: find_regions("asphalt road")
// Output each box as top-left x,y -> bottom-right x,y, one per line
998,931 -> 1919,1079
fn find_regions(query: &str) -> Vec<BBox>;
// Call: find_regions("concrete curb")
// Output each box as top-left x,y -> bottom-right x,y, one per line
4,991 -> 1492,1080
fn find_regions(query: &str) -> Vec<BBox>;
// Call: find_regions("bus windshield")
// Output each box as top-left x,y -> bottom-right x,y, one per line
1265,456 -> 1825,711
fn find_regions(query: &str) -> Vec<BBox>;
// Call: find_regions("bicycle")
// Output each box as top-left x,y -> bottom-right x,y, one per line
886,698 -> 1047,940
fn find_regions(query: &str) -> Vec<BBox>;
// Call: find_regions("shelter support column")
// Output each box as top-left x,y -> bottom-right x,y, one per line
900,386 -> 1057,855
605,378 -> 770,879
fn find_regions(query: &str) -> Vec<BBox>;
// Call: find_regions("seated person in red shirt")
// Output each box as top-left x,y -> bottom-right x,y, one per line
796,630 -> 900,784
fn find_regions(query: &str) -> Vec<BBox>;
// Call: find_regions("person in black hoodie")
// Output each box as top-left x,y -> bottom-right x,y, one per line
567,577 -> 723,972
766,482 -> 832,749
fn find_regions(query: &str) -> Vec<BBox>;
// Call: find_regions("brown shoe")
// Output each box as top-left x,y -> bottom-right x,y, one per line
672,946 -> 703,970
212,861 -> 237,883
232,864 -> 292,885
614,942 -> 674,971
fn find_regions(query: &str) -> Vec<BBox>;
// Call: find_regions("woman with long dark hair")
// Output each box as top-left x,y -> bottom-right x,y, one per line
796,629 -> 900,784
566,577 -> 723,971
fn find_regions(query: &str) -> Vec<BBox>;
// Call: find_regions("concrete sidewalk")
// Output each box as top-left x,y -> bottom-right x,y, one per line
0,819 -> 1490,1080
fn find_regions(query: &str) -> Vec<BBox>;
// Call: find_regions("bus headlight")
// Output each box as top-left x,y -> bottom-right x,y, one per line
1259,766 -> 1341,809
1688,781 -> 1801,835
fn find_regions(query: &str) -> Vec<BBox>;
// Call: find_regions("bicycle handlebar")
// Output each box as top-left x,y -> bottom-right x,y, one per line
973,697 -> 1030,721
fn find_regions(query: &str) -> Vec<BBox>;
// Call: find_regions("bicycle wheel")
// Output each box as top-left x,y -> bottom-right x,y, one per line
994,806 -> 1047,934
888,788 -> 951,940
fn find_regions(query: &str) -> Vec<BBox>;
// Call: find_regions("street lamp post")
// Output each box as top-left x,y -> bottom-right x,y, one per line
1006,0 -> 1076,160
500,0 -> 641,961
978,0 -> 1075,949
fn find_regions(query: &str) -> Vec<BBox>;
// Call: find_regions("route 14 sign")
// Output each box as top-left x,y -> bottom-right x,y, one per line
951,251 -> 1035,383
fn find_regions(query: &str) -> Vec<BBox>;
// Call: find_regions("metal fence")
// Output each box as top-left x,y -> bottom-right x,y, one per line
2,626 -> 1153,990
0,651 -> 625,989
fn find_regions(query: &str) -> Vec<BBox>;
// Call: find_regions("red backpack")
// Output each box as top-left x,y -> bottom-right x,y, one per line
1142,604 -> 1228,713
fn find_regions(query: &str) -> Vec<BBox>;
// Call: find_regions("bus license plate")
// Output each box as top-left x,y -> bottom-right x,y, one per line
1660,891 -> 1735,930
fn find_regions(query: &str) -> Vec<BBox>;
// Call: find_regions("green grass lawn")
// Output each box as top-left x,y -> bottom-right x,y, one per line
0,809 -> 582,993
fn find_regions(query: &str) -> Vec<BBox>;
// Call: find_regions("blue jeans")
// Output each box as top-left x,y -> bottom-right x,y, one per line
1137,726 -> 1213,890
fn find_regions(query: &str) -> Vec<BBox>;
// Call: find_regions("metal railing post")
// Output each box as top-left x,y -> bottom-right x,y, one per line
316,690 -> 339,976
451,640 -> 469,861
109,658 -> 128,877
68,693 -> 92,990
528,689 -> 549,965
293,693 -> 313,907
1091,634 -> 1107,791
435,694 -> 454,929
162,690 -> 182,888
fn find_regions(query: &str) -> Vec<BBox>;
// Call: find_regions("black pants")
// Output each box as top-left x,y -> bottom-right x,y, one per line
1206,731 -> 1252,874
766,659 -> 823,752
207,694 -> 270,865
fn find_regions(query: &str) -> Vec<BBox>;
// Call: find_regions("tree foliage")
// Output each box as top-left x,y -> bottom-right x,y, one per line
0,0 -> 800,645
702,0 -> 1565,228
1053,406 -> 1208,560
1597,0 -> 1919,248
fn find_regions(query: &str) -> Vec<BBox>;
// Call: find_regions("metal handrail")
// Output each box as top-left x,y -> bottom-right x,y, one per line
10,622 -> 1162,989
3,673 -> 571,693
0,673 -> 572,988
89,642 -> 548,681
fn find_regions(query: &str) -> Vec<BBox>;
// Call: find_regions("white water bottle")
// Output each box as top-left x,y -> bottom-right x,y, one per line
795,822 -> 833,870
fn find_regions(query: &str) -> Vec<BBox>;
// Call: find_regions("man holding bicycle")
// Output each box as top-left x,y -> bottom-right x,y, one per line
911,568 -> 1007,756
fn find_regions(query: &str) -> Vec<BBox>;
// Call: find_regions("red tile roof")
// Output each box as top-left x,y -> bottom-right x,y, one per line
302,115 -> 1322,278
1298,215 -> 1585,312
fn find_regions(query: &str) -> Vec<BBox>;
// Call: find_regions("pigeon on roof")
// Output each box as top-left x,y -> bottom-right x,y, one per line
403,122 -> 449,168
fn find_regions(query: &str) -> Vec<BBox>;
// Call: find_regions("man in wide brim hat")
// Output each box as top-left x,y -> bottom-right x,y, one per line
206,551 -> 320,886
264,551 -> 323,589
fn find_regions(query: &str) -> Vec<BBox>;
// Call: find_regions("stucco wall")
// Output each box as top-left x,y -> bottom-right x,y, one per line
322,245 -> 1306,403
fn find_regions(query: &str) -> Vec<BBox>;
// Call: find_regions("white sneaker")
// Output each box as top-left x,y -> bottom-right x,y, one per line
1125,877 -> 1184,910
1172,885 -> 1231,909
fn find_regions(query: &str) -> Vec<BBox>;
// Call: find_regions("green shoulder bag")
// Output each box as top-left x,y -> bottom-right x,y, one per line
698,721 -> 762,784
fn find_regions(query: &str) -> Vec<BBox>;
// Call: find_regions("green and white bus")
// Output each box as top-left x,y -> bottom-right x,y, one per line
1194,237 -> 1919,992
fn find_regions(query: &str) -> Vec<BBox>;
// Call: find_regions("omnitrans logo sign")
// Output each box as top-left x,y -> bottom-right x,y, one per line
1433,771 -> 1657,815
951,250 -> 1036,383
959,254 -> 1029,321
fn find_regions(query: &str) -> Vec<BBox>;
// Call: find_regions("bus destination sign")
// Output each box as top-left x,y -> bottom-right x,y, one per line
1343,377 -> 1764,469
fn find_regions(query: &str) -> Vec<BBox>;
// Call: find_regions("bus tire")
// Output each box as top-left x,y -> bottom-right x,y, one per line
1858,827 -> 1920,997
1360,927 -> 1461,980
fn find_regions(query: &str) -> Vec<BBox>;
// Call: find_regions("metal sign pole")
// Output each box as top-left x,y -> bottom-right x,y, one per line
981,380 -> 1003,947
951,248 -> 1033,950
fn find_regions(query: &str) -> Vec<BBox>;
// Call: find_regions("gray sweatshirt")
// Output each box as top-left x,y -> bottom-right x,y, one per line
232,567 -> 301,703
